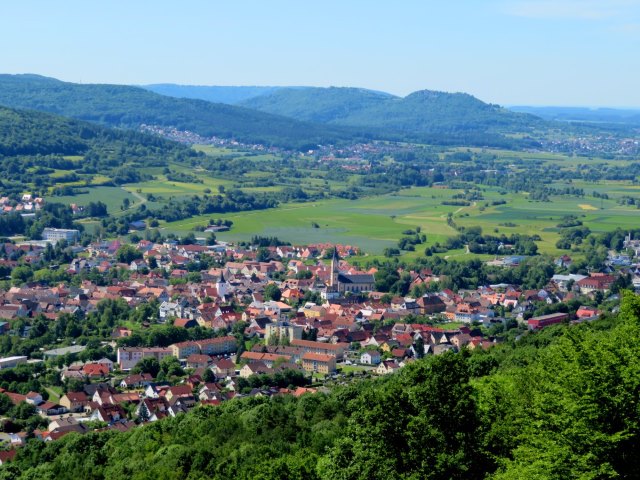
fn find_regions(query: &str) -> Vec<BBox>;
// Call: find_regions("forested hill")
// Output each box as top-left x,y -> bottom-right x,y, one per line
3,293 -> 640,479
0,105 -> 199,193
241,87 -> 394,123
0,106 -> 91,156
0,75 -> 351,149
0,105 -> 189,157
0,75 -> 544,148
240,86 -> 544,135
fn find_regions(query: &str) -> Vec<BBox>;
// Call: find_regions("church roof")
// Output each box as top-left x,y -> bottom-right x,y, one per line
337,273 -> 375,284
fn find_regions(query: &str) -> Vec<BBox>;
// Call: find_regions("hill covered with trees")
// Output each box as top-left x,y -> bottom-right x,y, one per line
240,86 -> 544,137
0,75 -> 352,149
3,292 -> 639,480
0,105 -> 198,196
0,75 -> 547,148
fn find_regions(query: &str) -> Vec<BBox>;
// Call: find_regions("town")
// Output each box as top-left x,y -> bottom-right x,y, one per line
0,222 -> 632,462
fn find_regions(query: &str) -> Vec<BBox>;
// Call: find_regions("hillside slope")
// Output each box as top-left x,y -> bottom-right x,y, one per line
241,87 -> 393,124
0,75 -> 350,149
0,106 -> 91,157
0,105 -> 198,196
2,294 -> 639,479
241,86 -> 543,135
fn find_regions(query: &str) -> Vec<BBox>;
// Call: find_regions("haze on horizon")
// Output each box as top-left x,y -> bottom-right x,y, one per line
1,0 -> 639,108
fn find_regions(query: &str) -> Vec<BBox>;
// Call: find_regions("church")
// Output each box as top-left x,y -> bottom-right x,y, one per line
324,250 -> 375,298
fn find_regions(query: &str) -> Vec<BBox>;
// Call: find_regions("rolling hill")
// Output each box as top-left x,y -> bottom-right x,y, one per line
0,74 -> 547,148
0,104 -> 199,195
240,86 -> 543,135
0,75 -> 351,149
0,104 -> 191,158
240,87 -> 394,124
0,105 -> 92,157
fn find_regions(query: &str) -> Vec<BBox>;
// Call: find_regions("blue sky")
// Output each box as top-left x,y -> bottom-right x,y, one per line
1,0 -> 638,106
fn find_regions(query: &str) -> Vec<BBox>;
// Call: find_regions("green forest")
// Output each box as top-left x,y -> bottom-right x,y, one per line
0,105 -> 199,191
0,75 -> 557,149
241,86 -> 542,135
0,75 -> 353,149
2,292 -> 639,480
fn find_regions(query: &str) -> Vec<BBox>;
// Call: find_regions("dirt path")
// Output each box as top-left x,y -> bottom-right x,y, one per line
126,188 -> 147,205
45,387 -> 61,403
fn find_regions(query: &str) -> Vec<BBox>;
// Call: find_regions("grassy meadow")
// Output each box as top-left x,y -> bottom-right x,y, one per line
42,145 -> 640,258
159,181 -> 639,256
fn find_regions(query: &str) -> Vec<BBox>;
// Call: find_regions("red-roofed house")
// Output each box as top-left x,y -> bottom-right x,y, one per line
301,352 -> 336,374
83,363 -> 109,378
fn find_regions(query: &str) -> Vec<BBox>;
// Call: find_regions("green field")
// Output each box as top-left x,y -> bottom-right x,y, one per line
43,144 -> 640,259
50,187 -> 139,216
159,180 -> 640,256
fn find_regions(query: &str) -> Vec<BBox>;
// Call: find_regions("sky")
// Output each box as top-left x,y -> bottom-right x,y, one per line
1,0 -> 639,107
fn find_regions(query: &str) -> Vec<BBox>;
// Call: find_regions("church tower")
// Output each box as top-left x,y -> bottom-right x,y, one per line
330,248 -> 339,287
216,271 -> 229,299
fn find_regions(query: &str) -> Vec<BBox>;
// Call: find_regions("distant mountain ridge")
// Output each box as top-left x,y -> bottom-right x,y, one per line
509,105 -> 640,125
0,74 -> 547,148
0,74 -> 350,149
239,86 -> 541,135
142,84 -> 288,105
141,83 -> 539,136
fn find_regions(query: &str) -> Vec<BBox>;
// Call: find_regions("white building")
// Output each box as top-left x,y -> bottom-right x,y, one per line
0,356 -> 27,369
42,228 -> 80,244
117,347 -> 173,371
265,321 -> 303,344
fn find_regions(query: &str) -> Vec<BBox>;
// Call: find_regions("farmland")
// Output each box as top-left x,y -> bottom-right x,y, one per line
35,141 -> 640,259
160,182 -> 640,257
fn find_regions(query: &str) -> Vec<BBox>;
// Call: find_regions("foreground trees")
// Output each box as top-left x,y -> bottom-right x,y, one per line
3,292 -> 640,479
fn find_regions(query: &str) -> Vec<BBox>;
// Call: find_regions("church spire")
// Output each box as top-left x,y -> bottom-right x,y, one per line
330,247 -> 339,287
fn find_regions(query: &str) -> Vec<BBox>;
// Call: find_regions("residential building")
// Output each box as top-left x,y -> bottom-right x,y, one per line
576,274 -> 615,295
360,350 -> 381,365
170,336 -> 237,359
527,312 -> 568,330
376,360 -> 400,375
59,392 -> 89,413
264,321 -> 303,344
0,356 -> 27,370
240,351 -> 292,368
301,352 -> 336,374
415,294 -> 446,314
42,228 -> 79,244
290,339 -> 345,360
117,347 -> 173,371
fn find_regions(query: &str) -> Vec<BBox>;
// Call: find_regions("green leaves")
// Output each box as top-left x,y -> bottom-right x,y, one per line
6,294 -> 640,479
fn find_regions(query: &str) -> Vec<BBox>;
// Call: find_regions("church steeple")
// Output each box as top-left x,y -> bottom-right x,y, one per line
216,270 -> 229,298
330,248 -> 339,287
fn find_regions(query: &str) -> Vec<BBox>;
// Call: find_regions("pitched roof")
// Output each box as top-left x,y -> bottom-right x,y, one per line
302,352 -> 334,362
64,391 -> 89,402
